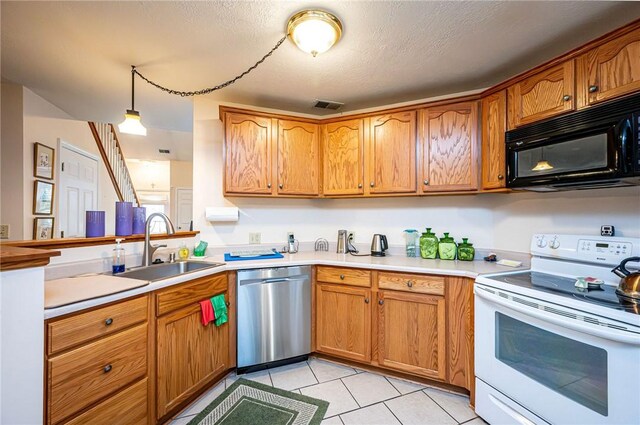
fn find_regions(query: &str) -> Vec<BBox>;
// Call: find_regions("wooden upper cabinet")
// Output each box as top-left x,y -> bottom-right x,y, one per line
277,120 -> 320,196
377,290 -> 446,381
224,113 -> 273,194
367,111 -> 417,194
481,91 -> 507,190
315,283 -> 371,363
578,26 -> 640,108
507,60 -> 575,129
420,102 -> 479,192
322,119 -> 365,196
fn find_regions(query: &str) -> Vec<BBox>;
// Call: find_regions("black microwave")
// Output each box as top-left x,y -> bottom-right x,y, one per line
506,93 -> 640,191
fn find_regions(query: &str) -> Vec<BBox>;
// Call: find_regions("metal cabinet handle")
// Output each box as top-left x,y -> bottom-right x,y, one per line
105,318 -> 113,326
339,274 -> 345,280
358,183 -> 363,189
423,179 -> 429,185
370,182 -> 375,188
378,299 -> 384,305
226,301 -> 230,307
364,298 -> 370,304
103,364 -> 112,373
589,85 -> 598,93
279,183 -> 283,189
267,183 -> 272,188
407,281 -> 413,288
497,174 -> 504,180
563,95 -> 571,102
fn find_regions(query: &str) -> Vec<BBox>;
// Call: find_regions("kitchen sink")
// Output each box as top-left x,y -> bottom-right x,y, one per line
114,261 -> 224,282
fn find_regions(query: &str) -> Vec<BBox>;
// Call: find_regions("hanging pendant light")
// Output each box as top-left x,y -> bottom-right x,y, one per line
532,146 -> 553,171
287,10 -> 343,57
118,66 -> 147,136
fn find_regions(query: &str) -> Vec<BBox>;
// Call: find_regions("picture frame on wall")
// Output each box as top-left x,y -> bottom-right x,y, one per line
33,180 -> 54,215
33,217 -> 54,240
34,142 -> 55,180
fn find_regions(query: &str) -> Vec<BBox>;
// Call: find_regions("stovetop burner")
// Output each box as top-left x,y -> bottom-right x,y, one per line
490,271 -> 639,315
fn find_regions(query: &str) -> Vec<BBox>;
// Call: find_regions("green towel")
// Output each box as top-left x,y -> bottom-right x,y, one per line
211,294 -> 228,326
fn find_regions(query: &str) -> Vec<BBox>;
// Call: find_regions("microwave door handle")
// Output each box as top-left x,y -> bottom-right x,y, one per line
619,118 -> 632,174
475,287 -> 640,345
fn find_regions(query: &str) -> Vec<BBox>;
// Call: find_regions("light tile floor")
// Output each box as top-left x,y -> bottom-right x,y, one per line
171,357 -> 486,425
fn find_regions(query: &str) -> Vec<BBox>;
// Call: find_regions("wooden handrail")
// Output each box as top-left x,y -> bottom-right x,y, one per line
88,121 -> 125,202
108,123 -> 141,206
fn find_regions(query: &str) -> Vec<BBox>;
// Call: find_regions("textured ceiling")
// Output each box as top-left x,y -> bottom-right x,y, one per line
2,1 -> 640,132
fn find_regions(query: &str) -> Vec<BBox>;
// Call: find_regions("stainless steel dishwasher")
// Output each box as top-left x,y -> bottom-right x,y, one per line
237,266 -> 311,372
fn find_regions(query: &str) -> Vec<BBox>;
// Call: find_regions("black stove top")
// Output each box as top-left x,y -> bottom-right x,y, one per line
489,271 -> 639,315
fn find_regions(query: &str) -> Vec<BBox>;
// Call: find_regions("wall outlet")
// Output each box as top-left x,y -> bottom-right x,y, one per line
0,224 -> 9,239
249,232 -> 261,244
348,231 -> 355,242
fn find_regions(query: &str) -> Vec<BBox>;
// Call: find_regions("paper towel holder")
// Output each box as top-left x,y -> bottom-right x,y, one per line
205,207 -> 239,222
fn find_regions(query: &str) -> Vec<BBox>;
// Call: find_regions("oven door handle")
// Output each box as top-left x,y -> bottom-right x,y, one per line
475,287 -> 640,345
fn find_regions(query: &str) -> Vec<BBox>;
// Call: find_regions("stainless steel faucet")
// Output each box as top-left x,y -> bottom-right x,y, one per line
142,212 -> 176,266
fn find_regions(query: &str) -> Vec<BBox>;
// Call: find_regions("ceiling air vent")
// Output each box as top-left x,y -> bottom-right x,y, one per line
314,99 -> 344,111
158,149 -> 170,154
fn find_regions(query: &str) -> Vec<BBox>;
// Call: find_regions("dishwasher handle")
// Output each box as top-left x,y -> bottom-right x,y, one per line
239,276 -> 307,286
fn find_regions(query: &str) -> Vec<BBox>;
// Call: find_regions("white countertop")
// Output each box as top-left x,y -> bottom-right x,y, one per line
44,250 -> 529,319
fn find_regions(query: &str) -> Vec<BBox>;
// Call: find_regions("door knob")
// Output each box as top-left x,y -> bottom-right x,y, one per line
370,182 -> 375,188
364,298 -> 370,304
103,364 -> 112,373
278,183 -> 283,189
358,183 -> 363,189
267,183 -> 272,188
589,85 -> 598,93
105,318 -> 113,326
407,281 -> 413,288
563,95 -> 571,102
378,299 -> 384,305
498,174 -> 504,180
340,274 -> 345,280
423,179 -> 429,185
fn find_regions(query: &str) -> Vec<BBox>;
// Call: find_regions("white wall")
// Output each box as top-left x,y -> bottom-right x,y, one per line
193,97 -> 640,253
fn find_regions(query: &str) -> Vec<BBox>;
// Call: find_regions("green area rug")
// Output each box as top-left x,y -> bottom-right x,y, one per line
187,378 -> 328,425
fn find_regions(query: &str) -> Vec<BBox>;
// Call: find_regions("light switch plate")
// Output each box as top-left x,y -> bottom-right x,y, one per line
249,232 -> 261,244
0,224 -> 8,239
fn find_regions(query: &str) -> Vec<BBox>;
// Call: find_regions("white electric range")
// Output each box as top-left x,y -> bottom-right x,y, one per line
474,234 -> 640,425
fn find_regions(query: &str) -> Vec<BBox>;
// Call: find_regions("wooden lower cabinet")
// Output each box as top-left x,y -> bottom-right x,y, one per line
156,296 -> 229,420
377,290 -> 446,381
315,283 -> 372,363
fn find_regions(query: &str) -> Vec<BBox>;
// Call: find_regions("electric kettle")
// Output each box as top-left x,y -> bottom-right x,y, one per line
371,234 -> 388,257
612,256 -> 640,304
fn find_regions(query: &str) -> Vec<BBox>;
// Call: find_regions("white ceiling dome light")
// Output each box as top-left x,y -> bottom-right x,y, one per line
287,10 -> 343,57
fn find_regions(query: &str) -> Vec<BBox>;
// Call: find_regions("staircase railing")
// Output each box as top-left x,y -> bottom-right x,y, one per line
88,122 -> 140,207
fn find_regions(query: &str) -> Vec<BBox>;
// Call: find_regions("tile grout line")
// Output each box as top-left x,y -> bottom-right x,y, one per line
383,375 -> 403,397
339,376 -> 363,409
381,401 -> 403,424
422,389 -> 463,424
294,370 -> 359,392
305,359 -> 321,388
325,386 -> 426,420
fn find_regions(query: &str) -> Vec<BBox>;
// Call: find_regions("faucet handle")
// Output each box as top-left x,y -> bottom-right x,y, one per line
152,244 -> 167,249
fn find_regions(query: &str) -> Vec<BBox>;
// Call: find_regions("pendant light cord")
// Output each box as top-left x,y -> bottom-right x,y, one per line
132,35 -> 287,97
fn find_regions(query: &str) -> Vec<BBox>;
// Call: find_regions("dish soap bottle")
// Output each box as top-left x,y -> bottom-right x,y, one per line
112,238 -> 125,274
178,243 -> 189,261
457,238 -> 475,261
438,233 -> 457,260
419,228 -> 439,259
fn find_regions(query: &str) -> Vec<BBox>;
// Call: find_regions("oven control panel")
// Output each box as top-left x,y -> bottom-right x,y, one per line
532,234 -> 640,265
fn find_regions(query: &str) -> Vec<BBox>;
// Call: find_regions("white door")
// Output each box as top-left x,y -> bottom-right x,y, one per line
175,188 -> 193,231
58,142 -> 98,237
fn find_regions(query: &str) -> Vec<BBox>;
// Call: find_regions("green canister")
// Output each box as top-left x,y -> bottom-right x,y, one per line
457,238 -> 475,261
438,233 -> 457,260
419,228 -> 439,259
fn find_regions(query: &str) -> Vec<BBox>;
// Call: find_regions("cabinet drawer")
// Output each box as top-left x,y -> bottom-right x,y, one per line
378,272 -> 445,295
316,266 -> 371,287
156,273 -> 227,316
47,296 -> 147,355
64,378 -> 147,425
48,324 -> 147,425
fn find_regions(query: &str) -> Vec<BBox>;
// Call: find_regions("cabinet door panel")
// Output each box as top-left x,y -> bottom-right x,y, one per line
316,284 -> 371,362
481,92 -> 507,189
277,120 -> 320,195
323,119 -> 364,195
368,112 -> 417,194
579,27 -> 640,107
224,113 -> 273,194
421,102 -> 478,192
378,290 -> 446,380
507,61 -> 575,129
156,300 -> 228,419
